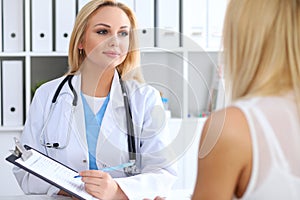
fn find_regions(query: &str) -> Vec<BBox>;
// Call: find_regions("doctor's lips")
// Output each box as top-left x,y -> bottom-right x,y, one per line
103,50 -> 120,58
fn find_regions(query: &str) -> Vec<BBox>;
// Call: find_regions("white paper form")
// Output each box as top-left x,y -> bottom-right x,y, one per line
15,149 -> 97,200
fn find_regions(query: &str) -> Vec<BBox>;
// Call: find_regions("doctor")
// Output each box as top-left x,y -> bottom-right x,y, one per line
13,0 -> 177,199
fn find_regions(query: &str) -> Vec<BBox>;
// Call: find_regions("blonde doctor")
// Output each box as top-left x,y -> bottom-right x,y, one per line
13,0 -> 177,199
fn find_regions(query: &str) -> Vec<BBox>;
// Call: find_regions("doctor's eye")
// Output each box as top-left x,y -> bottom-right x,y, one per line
97,29 -> 108,35
119,31 -> 129,37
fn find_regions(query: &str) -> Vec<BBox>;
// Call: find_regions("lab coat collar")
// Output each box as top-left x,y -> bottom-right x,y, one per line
67,70 -> 125,149
69,74 -> 88,151
62,70 -> 124,108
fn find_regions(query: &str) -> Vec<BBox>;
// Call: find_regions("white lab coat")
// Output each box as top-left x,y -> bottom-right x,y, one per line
13,70 -> 177,199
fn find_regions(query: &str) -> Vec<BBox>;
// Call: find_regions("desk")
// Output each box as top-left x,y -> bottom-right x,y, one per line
0,195 -> 71,200
0,190 -> 192,200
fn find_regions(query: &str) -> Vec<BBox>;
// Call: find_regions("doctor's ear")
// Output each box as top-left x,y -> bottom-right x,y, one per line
78,42 -> 83,49
78,43 -> 84,55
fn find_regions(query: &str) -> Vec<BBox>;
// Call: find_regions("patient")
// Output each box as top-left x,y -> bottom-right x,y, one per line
192,0 -> 300,199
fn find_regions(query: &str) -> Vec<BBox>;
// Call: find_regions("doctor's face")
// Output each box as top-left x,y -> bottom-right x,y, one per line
79,6 -> 131,69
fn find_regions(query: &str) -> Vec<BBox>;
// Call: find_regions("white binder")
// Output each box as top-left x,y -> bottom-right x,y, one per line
77,0 -> 90,12
0,1 -> 2,52
0,61 -> 1,124
156,0 -> 180,49
31,0 -> 53,52
135,0 -> 155,48
2,0 -> 24,52
55,0 -> 76,52
182,0 -> 207,50
2,60 -> 23,126
207,0 -> 227,50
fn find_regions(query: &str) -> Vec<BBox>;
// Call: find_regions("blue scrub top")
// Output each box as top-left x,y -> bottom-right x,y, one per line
81,92 -> 110,170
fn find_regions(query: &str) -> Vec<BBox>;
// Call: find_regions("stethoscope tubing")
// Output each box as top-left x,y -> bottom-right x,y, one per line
40,74 -> 137,160
119,77 -> 136,161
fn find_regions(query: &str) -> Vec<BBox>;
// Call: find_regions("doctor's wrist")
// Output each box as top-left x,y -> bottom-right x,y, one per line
57,190 -> 72,197
114,182 -> 129,200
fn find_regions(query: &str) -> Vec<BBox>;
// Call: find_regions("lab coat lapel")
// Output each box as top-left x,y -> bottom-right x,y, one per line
110,70 -> 125,109
70,74 -> 88,150
96,70 -> 129,170
100,70 -> 124,137
66,71 -> 126,156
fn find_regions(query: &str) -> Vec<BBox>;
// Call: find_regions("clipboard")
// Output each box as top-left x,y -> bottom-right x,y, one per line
5,137 -> 97,200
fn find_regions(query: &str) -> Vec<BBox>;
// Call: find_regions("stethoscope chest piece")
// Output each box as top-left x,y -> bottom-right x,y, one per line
123,159 -> 140,176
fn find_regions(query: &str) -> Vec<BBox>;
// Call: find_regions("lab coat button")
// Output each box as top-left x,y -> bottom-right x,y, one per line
82,159 -> 87,163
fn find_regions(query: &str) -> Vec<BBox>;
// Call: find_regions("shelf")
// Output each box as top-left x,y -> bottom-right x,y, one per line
0,52 -> 27,57
28,52 -> 68,57
0,52 -> 68,57
0,126 -> 23,132
0,49 -> 219,57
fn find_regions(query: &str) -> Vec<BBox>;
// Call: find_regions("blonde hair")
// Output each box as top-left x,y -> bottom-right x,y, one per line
223,0 -> 300,109
68,0 -> 143,82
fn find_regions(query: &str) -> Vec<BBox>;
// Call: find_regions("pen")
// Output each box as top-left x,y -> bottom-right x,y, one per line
74,162 -> 134,178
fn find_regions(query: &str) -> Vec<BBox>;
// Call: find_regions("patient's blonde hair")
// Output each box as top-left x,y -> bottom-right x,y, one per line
223,0 -> 300,110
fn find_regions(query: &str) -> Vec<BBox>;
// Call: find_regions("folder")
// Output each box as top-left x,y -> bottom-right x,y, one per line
31,0 -> 53,52
2,60 -> 23,126
135,0 -> 155,48
182,0 -> 207,50
0,61 -> 1,125
0,1 -> 2,52
207,0 -> 227,50
77,0 -> 90,13
2,0 -> 24,52
6,141 -> 96,200
55,0 -> 76,52
156,0 -> 180,48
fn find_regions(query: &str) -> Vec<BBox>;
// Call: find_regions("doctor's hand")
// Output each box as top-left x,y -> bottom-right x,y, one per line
79,170 -> 128,200
57,190 -> 79,200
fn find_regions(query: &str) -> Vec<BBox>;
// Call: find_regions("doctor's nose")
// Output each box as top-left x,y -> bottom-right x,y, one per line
108,35 -> 119,47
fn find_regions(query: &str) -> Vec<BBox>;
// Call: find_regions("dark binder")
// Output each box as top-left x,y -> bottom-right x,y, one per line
5,138 -> 97,200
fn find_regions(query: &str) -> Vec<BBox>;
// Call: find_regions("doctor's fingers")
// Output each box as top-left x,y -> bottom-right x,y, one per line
82,175 -> 109,187
84,183 -> 102,197
80,169 -> 107,178
84,180 -> 119,200
154,197 -> 166,200
143,197 -> 166,200
81,172 -> 114,188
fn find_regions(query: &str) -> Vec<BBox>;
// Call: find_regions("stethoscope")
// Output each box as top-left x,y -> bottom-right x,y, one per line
39,73 -> 139,176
